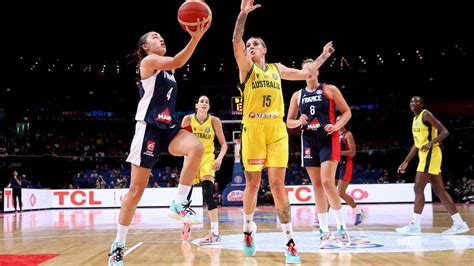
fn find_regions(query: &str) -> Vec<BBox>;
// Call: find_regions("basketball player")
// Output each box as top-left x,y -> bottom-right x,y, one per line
108,19 -> 211,266
233,0 -> 334,262
396,96 -> 469,234
287,60 -> 352,249
181,95 -> 228,245
335,116 -> 365,226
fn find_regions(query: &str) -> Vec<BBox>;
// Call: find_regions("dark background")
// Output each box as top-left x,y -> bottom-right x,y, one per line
1,0 -> 472,189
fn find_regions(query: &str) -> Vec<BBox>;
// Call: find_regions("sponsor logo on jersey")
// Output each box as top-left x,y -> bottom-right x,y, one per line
248,159 -> 266,165
249,112 -> 278,119
143,140 -> 156,157
307,118 -> 321,130
155,107 -> 172,124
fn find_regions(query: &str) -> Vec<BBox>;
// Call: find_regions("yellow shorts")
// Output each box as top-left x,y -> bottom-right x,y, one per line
417,145 -> 442,175
193,152 -> 215,185
241,121 -> 288,171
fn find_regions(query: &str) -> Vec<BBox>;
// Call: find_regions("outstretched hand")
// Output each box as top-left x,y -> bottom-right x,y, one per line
241,0 -> 261,14
323,41 -> 335,57
185,17 -> 212,39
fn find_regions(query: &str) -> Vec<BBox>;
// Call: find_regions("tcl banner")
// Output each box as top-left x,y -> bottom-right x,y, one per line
3,188 -> 202,211
286,183 -> 432,204
3,189 -> 51,212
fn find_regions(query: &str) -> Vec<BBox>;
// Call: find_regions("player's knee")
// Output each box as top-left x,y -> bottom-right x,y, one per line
191,141 -> 204,157
202,180 -> 217,210
413,184 -> 424,195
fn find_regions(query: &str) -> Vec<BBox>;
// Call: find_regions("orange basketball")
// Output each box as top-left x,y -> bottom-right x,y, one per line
177,1 -> 212,31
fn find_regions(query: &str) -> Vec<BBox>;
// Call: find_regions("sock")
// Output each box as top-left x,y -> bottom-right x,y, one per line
333,208 -> 347,229
451,213 -> 464,224
175,184 -> 192,203
353,206 -> 362,214
243,213 -> 254,233
211,222 -> 219,235
317,212 -> 329,232
412,213 -> 422,226
280,222 -> 294,243
115,224 -> 129,245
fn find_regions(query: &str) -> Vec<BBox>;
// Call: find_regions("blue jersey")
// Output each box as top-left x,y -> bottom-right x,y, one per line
134,70 -> 179,129
298,83 -> 336,131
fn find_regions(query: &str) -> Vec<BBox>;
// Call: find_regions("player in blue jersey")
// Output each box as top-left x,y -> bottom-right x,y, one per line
108,18 -> 211,266
287,60 -> 352,249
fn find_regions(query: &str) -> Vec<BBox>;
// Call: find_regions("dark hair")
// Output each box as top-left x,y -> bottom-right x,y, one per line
136,32 -> 151,62
126,32 -> 152,81
412,95 -> 426,108
195,95 -> 210,111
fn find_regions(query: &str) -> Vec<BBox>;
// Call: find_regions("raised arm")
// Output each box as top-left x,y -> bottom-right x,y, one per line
311,41 -> 335,70
232,0 -> 261,81
277,41 -> 335,81
142,19 -> 211,72
211,116 -> 228,171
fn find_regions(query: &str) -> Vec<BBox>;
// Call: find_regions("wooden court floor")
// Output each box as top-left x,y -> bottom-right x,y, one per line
1,203 -> 473,265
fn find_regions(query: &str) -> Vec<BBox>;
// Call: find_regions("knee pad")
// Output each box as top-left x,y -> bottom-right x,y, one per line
202,180 -> 217,211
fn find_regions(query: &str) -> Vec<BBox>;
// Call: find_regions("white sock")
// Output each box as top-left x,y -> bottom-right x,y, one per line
451,213 -> 464,224
280,222 -> 294,243
211,222 -> 219,235
333,208 -> 347,229
115,224 -> 129,245
317,212 -> 329,232
353,206 -> 362,214
175,184 -> 192,203
412,213 -> 422,226
243,213 -> 254,233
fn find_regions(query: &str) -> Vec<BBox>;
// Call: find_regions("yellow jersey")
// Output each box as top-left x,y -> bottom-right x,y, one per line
191,114 -> 215,154
240,63 -> 284,124
412,109 -> 439,148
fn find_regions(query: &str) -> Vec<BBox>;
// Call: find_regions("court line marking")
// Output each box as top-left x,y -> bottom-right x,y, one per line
124,242 -> 143,256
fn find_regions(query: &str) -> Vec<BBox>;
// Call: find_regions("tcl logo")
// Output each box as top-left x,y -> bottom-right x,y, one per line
53,191 -> 102,206
348,188 -> 369,200
285,186 -> 312,202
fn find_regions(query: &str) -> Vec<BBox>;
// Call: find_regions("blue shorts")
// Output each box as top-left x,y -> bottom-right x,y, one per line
126,121 -> 181,169
301,129 -> 340,167
337,158 -> 353,182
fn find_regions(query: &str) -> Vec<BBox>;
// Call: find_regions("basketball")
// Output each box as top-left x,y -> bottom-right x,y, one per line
177,1 -> 212,31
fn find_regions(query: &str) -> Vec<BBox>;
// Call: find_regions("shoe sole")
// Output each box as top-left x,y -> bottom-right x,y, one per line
168,211 -> 201,224
443,228 -> 470,235
395,230 -> 421,235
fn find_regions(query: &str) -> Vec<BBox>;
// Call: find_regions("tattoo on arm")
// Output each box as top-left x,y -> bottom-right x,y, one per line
233,13 -> 248,44
277,202 -> 292,223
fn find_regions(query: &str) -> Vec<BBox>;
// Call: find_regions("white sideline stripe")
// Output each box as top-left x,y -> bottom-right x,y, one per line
125,242 -> 143,256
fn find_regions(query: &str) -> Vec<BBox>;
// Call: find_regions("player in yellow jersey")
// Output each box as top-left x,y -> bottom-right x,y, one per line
396,96 -> 469,235
181,95 -> 228,244
232,0 -> 333,262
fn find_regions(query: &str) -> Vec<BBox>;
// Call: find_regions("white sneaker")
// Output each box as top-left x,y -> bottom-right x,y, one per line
319,230 -> 333,249
396,221 -> 421,235
442,222 -> 469,235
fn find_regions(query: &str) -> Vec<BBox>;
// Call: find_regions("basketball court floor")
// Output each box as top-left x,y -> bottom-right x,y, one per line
1,203 -> 473,265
